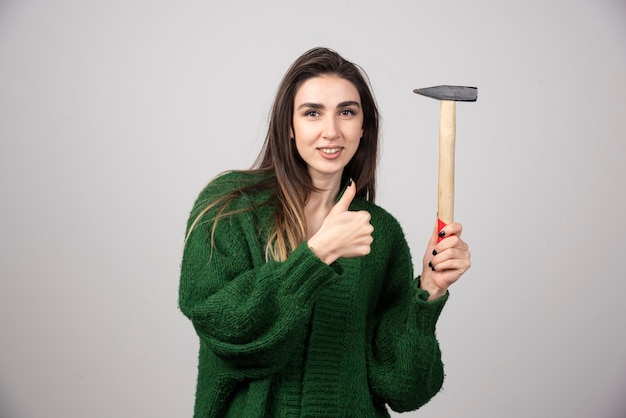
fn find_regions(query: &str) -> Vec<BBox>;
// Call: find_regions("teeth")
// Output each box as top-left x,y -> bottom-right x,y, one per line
320,148 -> 341,154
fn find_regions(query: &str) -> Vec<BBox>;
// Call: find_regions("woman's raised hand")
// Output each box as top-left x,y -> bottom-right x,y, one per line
419,221 -> 471,301
307,181 -> 374,265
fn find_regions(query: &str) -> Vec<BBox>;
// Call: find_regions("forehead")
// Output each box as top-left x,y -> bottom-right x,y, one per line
294,75 -> 361,104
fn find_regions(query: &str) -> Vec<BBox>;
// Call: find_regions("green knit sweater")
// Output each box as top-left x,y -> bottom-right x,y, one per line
179,171 -> 448,417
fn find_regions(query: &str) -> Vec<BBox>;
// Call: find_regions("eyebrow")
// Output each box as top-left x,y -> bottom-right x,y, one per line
296,100 -> 361,110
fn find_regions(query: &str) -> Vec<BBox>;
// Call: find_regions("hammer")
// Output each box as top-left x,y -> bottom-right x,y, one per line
413,85 -> 477,240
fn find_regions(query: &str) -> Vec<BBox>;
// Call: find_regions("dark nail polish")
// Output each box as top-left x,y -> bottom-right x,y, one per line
431,265 -> 436,271
347,177 -> 353,187
428,261 -> 433,268
432,249 -> 437,256
438,230 -> 446,237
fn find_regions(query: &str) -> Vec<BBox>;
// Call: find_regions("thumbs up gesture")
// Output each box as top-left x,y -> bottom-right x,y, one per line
307,180 -> 374,265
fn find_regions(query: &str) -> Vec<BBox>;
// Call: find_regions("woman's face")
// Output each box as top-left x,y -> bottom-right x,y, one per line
292,74 -> 363,184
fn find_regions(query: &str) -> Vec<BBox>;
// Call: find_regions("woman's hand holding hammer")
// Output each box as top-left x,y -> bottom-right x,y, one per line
419,220 -> 471,301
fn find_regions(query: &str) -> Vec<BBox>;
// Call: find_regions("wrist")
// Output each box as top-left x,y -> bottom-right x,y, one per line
307,237 -> 336,265
424,288 -> 447,301
419,274 -> 447,301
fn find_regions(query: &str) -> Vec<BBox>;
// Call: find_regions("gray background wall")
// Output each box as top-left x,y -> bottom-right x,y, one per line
1,1 -> 625,417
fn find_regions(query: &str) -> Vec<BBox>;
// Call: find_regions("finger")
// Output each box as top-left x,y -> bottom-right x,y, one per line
330,179 -> 356,214
431,255 -> 471,275
439,222 -> 463,239
432,243 -> 471,265
435,235 -> 465,252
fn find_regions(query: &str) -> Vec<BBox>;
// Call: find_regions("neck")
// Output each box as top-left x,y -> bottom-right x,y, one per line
307,173 -> 342,209
304,173 -> 343,239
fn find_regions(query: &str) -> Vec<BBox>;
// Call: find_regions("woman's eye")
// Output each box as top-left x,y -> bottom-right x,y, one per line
340,109 -> 356,116
305,110 -> 320,117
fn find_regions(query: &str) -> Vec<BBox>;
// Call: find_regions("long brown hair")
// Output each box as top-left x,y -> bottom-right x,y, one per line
188,47 -> 380,261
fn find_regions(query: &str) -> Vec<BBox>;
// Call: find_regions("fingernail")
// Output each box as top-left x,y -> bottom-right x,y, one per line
438,230 -> 446,237
428,261 -> 433,268
432,249 -> 437,256
347,177 -> 353,187
431,265 -> 436,271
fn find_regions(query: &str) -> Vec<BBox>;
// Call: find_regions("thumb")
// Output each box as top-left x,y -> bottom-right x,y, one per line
331,179 -> 356,214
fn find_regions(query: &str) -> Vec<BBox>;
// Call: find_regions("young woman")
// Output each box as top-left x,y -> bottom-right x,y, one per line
179,47 -> 471,417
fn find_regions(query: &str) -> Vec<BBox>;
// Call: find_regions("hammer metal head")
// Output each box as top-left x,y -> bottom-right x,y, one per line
413,85 -> 477,102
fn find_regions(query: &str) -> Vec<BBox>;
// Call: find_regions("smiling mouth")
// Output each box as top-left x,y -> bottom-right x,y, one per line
318,147 -> 343,154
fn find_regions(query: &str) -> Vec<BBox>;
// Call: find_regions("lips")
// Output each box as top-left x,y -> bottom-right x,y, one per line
317,147 -> 344,159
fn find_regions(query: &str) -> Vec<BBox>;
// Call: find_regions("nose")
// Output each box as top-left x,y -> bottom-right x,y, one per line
322,116 -> 339,139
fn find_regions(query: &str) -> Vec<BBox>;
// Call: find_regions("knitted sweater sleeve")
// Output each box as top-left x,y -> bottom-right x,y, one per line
366,215 -> 448,412
179,178 -> 341,379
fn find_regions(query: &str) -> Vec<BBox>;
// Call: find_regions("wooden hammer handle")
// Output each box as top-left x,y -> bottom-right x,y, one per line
438,100 -> 456,226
